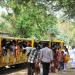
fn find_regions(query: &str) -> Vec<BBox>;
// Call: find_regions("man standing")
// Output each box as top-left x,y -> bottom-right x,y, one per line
40,43 -> 53,75
26,43 -> 38,75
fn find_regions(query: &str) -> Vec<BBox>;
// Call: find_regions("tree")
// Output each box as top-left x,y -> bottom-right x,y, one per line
38,0 -> 75,20
57,20 -> 75,46
0,17 -> 13,33
0,0 -> 58,39
15,1 -> 58,39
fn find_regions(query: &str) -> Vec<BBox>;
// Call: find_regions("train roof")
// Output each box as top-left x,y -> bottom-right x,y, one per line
40,40 -> 64,43
0,36 -> 64,43
0,36 -> 32,41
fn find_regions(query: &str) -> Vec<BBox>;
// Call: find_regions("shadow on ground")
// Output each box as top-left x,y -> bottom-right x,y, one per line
0,64 -> 27,75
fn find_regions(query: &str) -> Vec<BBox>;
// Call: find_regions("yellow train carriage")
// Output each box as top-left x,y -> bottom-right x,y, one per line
51,40 -> 64,50
0,36 -> 34,68
39,39 -> 64,49
0,36 -> 64,68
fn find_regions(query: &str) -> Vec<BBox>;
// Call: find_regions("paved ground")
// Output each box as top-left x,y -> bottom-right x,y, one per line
50,69 -> 75,75
1,68 -> 75,75
0,64 -> 75,75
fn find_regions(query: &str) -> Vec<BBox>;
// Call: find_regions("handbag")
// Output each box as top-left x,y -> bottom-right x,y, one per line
64,54 -> 70,63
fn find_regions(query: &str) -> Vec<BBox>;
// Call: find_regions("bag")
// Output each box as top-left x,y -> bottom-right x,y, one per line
64,54 -> 70,63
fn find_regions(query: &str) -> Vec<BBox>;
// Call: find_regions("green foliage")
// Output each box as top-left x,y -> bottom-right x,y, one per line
0,21 -> 13,32
43,0 -> 75,19
14,1 -> 58,39
0,0 -> 58,40
0,23 -> 4,31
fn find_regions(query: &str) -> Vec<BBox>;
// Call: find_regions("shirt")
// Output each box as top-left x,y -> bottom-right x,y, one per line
40,47 -> 53,63
28,48 -> 37,63
25,47 -> 32,54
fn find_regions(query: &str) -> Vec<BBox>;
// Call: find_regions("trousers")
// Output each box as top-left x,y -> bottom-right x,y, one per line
28,63 -> 35,75
42,62 -> 50,75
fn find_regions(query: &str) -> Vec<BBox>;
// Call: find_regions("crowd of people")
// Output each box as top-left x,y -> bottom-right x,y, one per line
26,42 -> 70,75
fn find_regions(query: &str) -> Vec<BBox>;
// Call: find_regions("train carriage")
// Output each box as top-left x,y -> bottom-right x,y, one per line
0,36 -> 64,68
39,40 -> 64,50
0,36 -> 34,68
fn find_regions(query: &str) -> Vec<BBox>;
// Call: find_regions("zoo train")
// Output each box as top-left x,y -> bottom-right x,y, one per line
0,36 -> 64,68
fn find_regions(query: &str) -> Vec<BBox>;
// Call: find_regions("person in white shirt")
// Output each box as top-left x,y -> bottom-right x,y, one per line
40,43 -> 53,75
